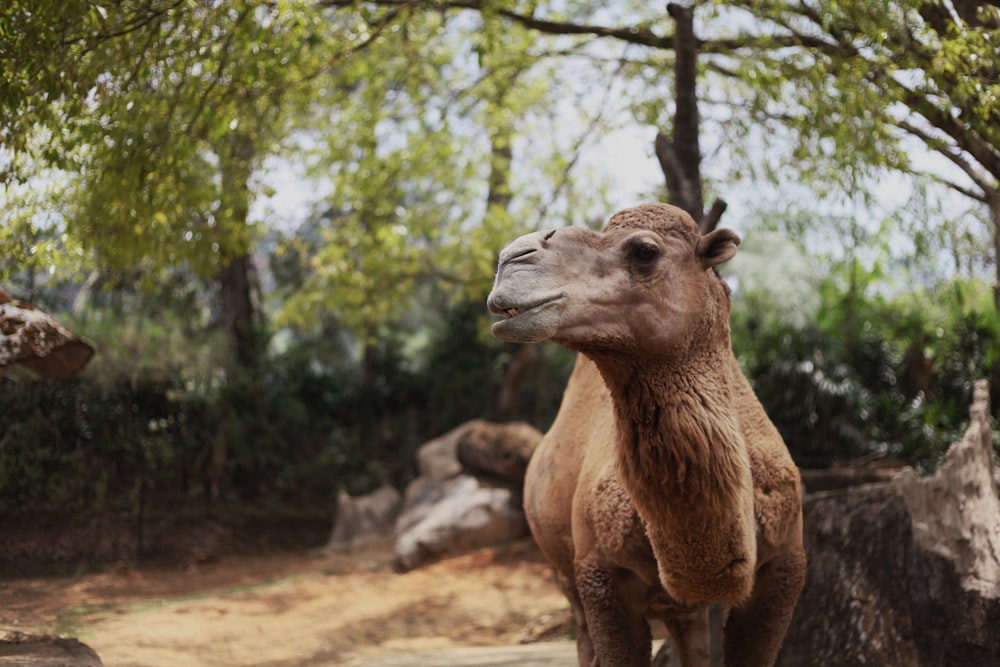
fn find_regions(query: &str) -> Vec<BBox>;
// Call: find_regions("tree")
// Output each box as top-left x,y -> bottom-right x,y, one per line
720,0 -> 1000,310
2,1 -> 389,372
69,1 -> 344,372
655,3 -> 728,232
275,7 -> 478,345
333,1 -> 1000,309
278,2 -> 592,339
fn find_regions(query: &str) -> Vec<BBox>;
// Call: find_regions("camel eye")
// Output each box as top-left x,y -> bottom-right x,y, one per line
630,243 -> 659,262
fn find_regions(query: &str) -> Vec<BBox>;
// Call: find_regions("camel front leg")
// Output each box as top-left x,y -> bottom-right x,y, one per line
722,547 -> 806,667
555,574 -> 596,667
663,606 -> 712,667
575,556 -> 651,667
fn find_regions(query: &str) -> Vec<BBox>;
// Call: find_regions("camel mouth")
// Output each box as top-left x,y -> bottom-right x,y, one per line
488,293 -> 565,343
489,295 -> 562,320
500,304 -> 539,319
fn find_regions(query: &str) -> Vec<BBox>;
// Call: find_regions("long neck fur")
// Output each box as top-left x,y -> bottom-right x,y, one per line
595,348 -> 751,527
593,345 -> 758,605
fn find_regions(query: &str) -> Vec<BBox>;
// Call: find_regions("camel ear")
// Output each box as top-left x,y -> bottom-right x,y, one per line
696,228 -> 740,268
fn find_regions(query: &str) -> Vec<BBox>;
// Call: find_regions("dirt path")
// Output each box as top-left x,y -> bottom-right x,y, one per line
350,642 -> 579,666
1,540 -> 570,667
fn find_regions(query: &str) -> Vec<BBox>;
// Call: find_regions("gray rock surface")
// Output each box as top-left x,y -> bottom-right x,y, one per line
327,420 -> 541,564
0,632 -> 103,667
325,485 -> 402,552
394,474 -> 527,572
777,380 -> 1000,666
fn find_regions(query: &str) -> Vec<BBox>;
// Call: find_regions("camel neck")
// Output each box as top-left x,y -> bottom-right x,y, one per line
593,350 -> 751,521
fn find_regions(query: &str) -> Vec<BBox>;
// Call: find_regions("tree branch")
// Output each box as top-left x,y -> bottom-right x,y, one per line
319,0 -> 838,53
320,0 -> 673,48
700,199 -> 728,233
893,84 -> 1000,182
320,0 -> 1000,202
894,119 -> 993,199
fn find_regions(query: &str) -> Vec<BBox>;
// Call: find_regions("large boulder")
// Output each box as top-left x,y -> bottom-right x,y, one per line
414,419 -> 542,481
324,485 -> 402,553
394,474 -> 527,572
777,380 -> 1000,666
456,420 -> 540,482
322,420 -> 542,565
0,290 -> 94,378
393,420 -> 542,570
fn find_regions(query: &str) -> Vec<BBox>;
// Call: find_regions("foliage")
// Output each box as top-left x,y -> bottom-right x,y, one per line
734,269 -> 1000,468
0,297 -> 573,517
698,1 -> 1000,204
3,1 -> 329,276
0,374 -> 190,514
0,1 -> 170,179
274,4 -> 593,343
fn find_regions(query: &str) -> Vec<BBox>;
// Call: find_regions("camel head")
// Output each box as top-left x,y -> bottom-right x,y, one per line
487,203 -> 740,357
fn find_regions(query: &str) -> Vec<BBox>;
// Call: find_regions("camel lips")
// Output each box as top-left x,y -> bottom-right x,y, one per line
494,295 -> 563,320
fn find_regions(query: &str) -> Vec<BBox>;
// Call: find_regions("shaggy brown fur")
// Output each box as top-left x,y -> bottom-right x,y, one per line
487,203 -> 806,667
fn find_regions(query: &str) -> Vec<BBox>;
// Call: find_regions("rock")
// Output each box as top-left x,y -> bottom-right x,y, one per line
798,466 -> 902,494
396,476 -> 456,536
777,380 -> 1000,666
896,380 -> 1000,596
456,421 -> 542,482
392,420 -> 542,570
0,290 -> 94,378
415,421 -> 478,480
394,475 -> 528,571
415,420 -> 543,482
0,632 -> 103,667
325,485 -> 402,553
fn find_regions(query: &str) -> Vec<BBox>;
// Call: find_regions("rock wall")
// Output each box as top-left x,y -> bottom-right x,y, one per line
777,380 -> 1000,666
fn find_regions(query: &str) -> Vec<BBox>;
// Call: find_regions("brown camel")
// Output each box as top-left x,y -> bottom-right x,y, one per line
487,203 -> 805,667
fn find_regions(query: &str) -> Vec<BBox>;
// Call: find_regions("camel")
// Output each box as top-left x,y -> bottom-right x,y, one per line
486,203 -> 805,667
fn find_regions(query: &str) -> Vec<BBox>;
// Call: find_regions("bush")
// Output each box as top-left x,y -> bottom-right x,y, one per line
734,277 -> 1000,469
0,375 -> 191,514
0,296 -> 579,519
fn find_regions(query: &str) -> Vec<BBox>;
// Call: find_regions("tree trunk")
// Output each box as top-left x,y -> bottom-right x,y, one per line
217,130 -> 262,375
990,189 -> 1000,313
218,253 -> 260,373
487,125 -> 513,214
655,3 -> 727,234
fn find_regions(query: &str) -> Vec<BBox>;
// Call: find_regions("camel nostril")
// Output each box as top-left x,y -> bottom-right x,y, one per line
500,247 -> 538,269
543,229 -> 557,242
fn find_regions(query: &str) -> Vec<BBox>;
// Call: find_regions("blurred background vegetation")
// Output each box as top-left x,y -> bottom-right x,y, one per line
2,0 -> 999,525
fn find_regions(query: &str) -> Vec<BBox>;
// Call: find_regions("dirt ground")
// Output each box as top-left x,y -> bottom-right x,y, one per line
0,539 -> 571,667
